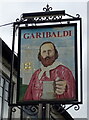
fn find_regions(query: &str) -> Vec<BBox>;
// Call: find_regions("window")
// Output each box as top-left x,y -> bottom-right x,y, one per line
0,75 -> 9,119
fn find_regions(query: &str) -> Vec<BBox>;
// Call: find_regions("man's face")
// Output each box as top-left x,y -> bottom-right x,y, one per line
41,43 -> 55,58
40,43 -> 56,67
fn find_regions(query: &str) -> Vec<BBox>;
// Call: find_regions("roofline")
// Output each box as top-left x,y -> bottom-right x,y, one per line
0,37 -> 18,71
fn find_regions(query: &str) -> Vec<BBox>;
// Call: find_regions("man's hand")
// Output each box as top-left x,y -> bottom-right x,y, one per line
55,77 -> 67,95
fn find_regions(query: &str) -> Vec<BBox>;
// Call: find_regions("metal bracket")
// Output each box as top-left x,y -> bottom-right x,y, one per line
9,4 -> 82,120
10,104 -> 80,120
14,4 -> 80,25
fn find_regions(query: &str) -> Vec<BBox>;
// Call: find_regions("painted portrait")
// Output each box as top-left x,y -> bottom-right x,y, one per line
17,23 -> 78,104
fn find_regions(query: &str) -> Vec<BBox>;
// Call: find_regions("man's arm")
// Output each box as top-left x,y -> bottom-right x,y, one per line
55,66 -> 76,99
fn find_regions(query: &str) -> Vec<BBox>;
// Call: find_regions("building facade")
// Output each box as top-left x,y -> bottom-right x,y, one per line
0,38 -> 21,119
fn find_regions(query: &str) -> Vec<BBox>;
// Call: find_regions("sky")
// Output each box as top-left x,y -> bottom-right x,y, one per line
0,1 -> 87,50
0,0 -> 88,119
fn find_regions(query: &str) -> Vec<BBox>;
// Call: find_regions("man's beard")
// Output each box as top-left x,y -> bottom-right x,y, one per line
40,55 -> 56,67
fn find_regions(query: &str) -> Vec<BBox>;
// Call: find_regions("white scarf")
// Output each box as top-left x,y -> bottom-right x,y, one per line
38,61 -> 62,80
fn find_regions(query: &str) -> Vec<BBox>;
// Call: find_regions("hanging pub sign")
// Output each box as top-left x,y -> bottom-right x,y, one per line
17,23 -> 80,104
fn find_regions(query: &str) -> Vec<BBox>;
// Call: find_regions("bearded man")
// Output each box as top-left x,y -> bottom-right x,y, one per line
23,42 -> 76,101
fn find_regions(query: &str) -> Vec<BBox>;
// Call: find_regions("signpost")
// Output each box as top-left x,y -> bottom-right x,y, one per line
9,4 -> 82,120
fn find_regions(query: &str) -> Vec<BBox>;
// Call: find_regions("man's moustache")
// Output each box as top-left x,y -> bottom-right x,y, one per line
45,56 -> 51,60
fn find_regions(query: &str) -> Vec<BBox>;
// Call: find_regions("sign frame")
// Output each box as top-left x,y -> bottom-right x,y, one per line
16,23 -> 80,105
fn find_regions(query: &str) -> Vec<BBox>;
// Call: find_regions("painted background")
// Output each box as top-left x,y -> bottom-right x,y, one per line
20,25 -> 76,85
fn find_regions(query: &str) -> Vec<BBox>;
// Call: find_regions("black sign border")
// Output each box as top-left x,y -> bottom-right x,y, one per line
16,23 -> 79,105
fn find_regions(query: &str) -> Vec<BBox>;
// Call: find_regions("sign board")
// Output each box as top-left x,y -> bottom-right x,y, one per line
17,23 -> 78,104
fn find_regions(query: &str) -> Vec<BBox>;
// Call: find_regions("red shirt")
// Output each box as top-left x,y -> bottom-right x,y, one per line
23,65 -> 76,101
